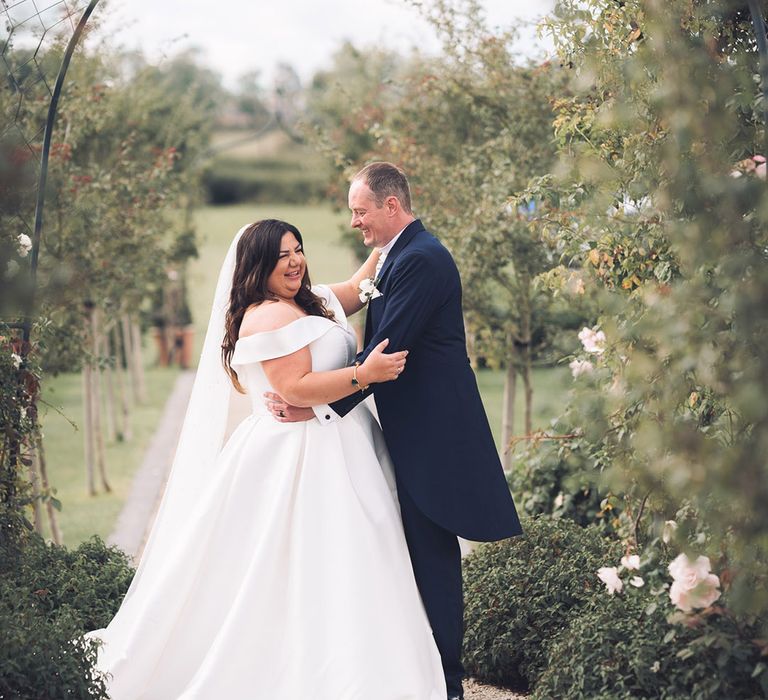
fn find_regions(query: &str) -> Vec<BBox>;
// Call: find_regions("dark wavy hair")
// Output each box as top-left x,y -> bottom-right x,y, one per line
222,219 -> 334,393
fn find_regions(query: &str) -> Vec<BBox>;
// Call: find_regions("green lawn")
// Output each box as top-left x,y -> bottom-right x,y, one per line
38,366 -> 180,547
477,366 -> 570,449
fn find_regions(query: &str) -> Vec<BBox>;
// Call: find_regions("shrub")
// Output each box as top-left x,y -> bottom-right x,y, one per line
0,535 -> 134,699
462,515 -> 622,691
533,588 -> 767,700
202,157 -> 328,204
0,588 -> 108,700
508,427 -> 612,530
13,535 -> 135,631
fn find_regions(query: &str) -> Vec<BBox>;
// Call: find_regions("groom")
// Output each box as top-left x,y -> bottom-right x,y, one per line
270,162 -> 521,699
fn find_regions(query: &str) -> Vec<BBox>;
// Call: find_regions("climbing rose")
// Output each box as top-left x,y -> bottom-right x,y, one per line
17,233 -> 32,257
597,566 -> 623,594
621,554 -> 640,571
569,359 -> 594,378
668,554 -> 721,612
662,520 -> 678,544
578,327 -> 606,354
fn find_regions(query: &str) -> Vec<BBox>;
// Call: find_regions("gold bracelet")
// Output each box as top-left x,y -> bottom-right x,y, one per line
352,362 -> 369,392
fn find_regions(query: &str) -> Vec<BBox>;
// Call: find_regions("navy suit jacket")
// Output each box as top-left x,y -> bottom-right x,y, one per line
330,219 -> 522,542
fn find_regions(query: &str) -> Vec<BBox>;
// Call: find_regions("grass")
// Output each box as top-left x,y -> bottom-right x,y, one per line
38,366 -> 180,547
476,366 -> 570,449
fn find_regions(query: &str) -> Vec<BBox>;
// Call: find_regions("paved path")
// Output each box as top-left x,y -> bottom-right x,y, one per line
108,370 -> 195,563
465,679 -> 527,699
108,372 -> 527,698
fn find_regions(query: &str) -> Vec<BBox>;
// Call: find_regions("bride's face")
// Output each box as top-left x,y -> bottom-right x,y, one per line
267,232 -> 306,300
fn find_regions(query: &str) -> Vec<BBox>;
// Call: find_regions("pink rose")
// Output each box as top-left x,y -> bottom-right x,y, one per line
569,358 -> 594,378
578,327 -> 606,354
668,553 -> 721,612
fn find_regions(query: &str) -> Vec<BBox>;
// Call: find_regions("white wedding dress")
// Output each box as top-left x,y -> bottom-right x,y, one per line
88,285 -> 446,700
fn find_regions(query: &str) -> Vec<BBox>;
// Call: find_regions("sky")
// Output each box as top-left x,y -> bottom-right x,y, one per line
93,0 -> 556,89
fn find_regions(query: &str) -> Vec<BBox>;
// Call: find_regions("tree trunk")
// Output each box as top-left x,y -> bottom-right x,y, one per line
121,314 -> 136,407
35,434 -> 61,544
501,350 -> 518,472
522,351 -> 533,436
90,307 -> 111,493
82,351 -> 97,496
113,324 -> 133,441
27,444 -> 43,534
131,316 -> 147,404
102,324 -> 118,442
464,313 -> 478,369
520,276 -> 534,436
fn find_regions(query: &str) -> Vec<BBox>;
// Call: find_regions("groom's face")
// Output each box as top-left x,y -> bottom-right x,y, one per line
349,180 -> 392,248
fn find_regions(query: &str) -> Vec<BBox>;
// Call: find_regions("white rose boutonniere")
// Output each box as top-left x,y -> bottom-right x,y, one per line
358,277 -> 382,304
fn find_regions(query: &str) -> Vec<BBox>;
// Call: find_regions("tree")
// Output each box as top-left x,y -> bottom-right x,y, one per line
533,0 -> 768,617
306,2 -> 569,463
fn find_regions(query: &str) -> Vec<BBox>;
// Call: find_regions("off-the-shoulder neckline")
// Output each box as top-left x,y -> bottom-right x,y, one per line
235,314 -> 338,346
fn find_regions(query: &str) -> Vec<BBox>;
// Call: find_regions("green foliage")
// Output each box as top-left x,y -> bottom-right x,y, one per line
508,422 -> 614,530
462,516 -> 622,690
533,586 -> 767,700
0,334 -> 40,564
0,597 -> 108,700
1,43 -> 214,373
0,534 -> 134,700
529,0 -> 768,615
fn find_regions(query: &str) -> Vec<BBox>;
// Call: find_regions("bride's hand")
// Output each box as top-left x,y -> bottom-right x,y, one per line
358,339 -> 408,385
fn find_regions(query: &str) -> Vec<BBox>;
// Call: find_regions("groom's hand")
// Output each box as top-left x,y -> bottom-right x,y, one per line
263,392 -> 315,423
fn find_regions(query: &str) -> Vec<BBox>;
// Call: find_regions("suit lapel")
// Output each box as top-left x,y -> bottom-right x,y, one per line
366,219 -> 425,338
375,219 -> 425,286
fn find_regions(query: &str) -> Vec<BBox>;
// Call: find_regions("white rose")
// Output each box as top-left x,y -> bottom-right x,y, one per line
597,566 -> 623,594
578,327 -> 606,354
630,576 -> 645,588
621,554 -> 641,571
569,358 -> 594,378
17,233 -> 32,257
668,553 -> 721,612
662,519 -> 678,544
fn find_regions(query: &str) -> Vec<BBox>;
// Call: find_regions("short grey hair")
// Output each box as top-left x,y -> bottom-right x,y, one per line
352,161 -> 413,214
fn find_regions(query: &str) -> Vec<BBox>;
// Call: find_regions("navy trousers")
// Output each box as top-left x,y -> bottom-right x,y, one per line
397,481 -> 465,698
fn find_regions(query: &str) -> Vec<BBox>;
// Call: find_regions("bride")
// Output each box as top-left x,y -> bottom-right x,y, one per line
87,219 -> 447,699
